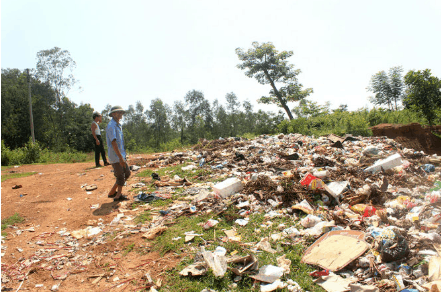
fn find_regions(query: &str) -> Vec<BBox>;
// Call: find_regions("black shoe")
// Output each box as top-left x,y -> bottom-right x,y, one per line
114,195 -> 129,202
96,164 -> 103,167
104,162 -> 110,166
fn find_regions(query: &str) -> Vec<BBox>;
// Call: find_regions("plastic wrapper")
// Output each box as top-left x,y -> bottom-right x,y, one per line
301,214 -> 322,228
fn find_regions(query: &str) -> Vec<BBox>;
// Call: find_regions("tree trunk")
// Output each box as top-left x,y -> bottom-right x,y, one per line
263,69 -> 294,120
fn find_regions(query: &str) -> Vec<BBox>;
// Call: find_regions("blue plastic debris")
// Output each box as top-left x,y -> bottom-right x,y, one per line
423,164 -> 435,173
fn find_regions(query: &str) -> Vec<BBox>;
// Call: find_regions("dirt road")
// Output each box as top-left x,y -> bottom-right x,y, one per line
1,155 -> 181,292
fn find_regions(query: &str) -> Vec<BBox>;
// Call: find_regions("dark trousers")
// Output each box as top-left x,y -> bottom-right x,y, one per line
94,135 -> 108,166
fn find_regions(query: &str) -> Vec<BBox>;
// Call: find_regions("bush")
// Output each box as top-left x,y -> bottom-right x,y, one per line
22,138 -> 41,164
1,140 -> 11,166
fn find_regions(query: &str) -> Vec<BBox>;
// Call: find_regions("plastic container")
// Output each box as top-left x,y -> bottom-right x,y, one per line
213,177 -> 243,198
313,170 -> 330,178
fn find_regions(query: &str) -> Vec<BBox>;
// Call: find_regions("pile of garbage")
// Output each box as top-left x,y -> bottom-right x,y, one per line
138,133 -> 441,292
1,133 -> 440,292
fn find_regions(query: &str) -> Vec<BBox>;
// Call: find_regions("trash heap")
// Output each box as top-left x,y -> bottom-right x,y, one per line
1,133 -> 440,292
139,133 -> 441,292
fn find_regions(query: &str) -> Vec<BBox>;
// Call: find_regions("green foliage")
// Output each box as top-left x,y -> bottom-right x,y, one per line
1,67 -> 95,153
1,139 -> 90,166
278,107 -> 433,136
22,137 -> 41,164
403,69 -> 441,126
236,42 -> 313,120
367,66 -> 404,111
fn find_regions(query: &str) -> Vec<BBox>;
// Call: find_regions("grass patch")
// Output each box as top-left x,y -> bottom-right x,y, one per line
1,213 -> 24,237
136,163 -> 215,183
1,171 -> 37,182
155,205 -> 322,292
134,211 -> 152,225
123,243 -> 135,256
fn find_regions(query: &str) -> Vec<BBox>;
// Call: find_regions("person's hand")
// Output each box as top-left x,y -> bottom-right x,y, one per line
119,157 -> 125,168
96,139 -> 100,145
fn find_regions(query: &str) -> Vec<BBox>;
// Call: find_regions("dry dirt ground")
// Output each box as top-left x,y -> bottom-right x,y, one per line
1,154 -> 181,292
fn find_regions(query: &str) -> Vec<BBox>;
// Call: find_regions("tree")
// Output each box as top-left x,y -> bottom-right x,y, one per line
333,104 -> 348,113
147,98 -> 171,148
35,47 -> 81,148
293,100 -> 330,119
236,42 -> 313,120
35,47 -> 80,108
1,68 -> 57,149
367,66 -> 404,111
403,69 -> 441,126
225,92 -> 240,136
212,99 -> 229,138
184,90 -> 211,143
172,101 -> 188,144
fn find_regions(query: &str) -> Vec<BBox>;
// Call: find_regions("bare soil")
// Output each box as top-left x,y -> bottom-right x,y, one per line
370,123 -> 441,156
1,154 -> 181,292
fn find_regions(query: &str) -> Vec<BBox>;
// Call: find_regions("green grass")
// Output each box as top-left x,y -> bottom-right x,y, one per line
123,243 -> 136,256
1,171 -> 37,182
1,213 -> 24,237
134,211 -> 152,225
136,163 -> 215,184
154,205 -> 322,292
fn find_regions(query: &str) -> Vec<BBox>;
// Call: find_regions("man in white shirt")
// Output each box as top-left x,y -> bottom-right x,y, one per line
91,112 -> 110,167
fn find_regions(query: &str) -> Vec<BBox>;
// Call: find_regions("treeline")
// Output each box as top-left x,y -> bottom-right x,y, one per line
2,67 -> 438,160
2,43 -> 440,159
1,69 -> 285,153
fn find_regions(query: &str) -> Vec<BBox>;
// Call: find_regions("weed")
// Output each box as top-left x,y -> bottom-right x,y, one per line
1,213 -> 24,237
134,211 -> 152,225
123,243 -> 135,256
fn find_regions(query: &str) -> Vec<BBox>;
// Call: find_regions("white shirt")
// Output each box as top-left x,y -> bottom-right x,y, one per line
93,121 -> 101,135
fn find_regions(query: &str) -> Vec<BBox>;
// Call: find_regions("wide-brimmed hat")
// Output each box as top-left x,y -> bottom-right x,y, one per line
109,105 -> 126,117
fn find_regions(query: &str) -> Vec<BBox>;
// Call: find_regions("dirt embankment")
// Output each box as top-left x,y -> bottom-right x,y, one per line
370,123 -> 441,156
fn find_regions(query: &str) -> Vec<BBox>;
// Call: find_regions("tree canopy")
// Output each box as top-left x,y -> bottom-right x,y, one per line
403,69 -> 441,126
236,42 -> 313,120
367,66 -> 405,111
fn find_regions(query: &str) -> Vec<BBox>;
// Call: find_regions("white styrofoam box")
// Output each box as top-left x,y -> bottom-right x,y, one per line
213,177 -> 243,198
364,153 -> 402,173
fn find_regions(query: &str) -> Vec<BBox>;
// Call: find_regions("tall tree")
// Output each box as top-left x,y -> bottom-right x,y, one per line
403,69 -> 441,126
212,99 -> 229,138
367,66 -> 404,111
1,68 -> 56,149
35,47 -> 80,109
225,92 -> 240,136
147,98 -> 171,148
236,42 -> 313,120
172,101 -> 188,144
35,47 -> 81,148
184,90 -> 211,143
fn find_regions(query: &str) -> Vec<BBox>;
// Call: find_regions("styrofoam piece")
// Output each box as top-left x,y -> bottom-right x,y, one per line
364,153 -> 402,173
213,177 -> 243,198
326,181 -> 349,196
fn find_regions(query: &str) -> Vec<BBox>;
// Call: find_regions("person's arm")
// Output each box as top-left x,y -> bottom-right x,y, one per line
111,139 -> 125,167
91,123 -> 100,145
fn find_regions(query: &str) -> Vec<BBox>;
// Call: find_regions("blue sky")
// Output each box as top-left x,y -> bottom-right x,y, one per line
1,0 -> 441,116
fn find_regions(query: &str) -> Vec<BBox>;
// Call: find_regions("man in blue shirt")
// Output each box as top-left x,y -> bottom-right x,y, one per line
106,106 -> 131,201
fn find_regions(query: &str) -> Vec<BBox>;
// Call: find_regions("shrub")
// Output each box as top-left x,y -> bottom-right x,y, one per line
1,140 -> 11,166
22,138 -> 42,164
